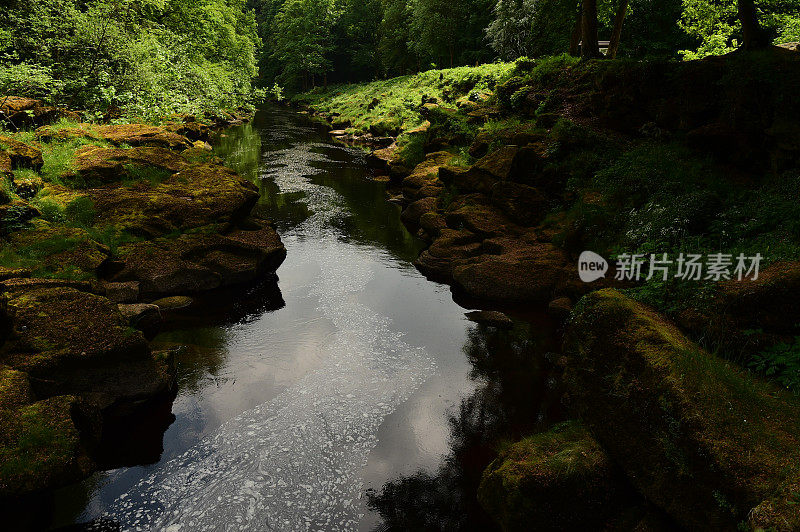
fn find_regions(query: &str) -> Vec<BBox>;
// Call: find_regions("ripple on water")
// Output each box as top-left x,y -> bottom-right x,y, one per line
103,138 -> 438,531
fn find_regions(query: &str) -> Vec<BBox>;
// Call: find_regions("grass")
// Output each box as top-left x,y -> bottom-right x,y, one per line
295,62 -> 515,134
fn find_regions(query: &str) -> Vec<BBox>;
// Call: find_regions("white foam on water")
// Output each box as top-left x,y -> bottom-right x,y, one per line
103,138 -> 437,531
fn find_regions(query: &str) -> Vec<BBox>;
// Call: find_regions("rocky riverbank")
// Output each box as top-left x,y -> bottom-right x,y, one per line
0,98 -> 286,498
301,49 -> 800,530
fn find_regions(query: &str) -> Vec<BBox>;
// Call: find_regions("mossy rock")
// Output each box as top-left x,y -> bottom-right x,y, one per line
65,145 -> 187,187
89,162 -> 259,237
111,222 -> 286,296
1,287 -> 149,375
36,123 -> 192,151
564,289 -> 800,530
0,367 -> 33,410
0,395 -> 94,497
0,135 -> 43,171
8,224 -> 110,279
478,420 -> 623,531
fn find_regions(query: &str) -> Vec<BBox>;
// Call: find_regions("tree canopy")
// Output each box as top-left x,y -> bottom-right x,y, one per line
2,0 -> 799,110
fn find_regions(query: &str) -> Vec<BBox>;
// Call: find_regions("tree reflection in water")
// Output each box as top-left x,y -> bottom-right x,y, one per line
368,318 -> 565,531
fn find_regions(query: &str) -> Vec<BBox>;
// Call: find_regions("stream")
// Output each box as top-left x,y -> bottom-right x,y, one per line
43,106 -> 563,531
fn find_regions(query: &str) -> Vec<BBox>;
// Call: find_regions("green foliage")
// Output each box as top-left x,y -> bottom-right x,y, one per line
296,62 -> 514,132
680,0 -> 800,59
1,0 -> 261,117
750,338 -> 800,391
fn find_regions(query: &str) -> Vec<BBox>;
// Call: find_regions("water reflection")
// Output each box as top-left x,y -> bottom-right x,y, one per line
368,320 -> 565,531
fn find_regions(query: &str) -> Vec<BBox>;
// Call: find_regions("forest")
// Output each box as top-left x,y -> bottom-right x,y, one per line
2,0 -> 799,112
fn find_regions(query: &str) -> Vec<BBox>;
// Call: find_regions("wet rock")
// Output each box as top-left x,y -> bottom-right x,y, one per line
112,222 -> 286,296
67,145 -> 187,186
163,120 -> 210,142
564,289 -> 800,530
0,135 -> 43,170
478,420 -> 623,531
150,296 -> 194,310
118,303 -> 161,332
414,229 -> 482,281
400,197 -> 438,228
465,310 -> 513,329
102,281 -> 140,303
451,242 -> 571,304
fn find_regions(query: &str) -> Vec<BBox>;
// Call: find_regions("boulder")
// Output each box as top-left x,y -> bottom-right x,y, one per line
67,145 -> 187,186
89,163 -> 259,237
400,197 -> 438,228
111,222 -> 286,296
564,289 -> 800,530
445,198 -> 515,237
102,281 -> 140,303
37,123 -> 192,151
490,181 -> 549,227
150,296 -> 194,311
8,225 -> 110,278
414,229 -> 482,281
478,420 -> 624,531
0,395 -> 95,497
0,200 -> 40,234
118,303 -> 161,332
12,173 -> 43,199
0,97 -> 75,128
1,287 -> 149,376
454,147 -> 518,194
547,297 -> 573,321
418,212 -> 447,238
0,135 -> 43,170
451,242 -> 571,304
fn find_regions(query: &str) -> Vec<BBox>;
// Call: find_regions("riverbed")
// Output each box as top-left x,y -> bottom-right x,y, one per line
43,106 -> 562,531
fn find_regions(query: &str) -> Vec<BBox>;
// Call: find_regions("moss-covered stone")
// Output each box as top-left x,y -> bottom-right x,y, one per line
478,420 -> 622,531
66,145 -> 187,186
0,135 -> 43,170
564,289 -> 800,530
0,395 -> 94,497
89,162 -> 259,237
111,222 -> 286,296
1,287 -> 149,375
36,123 -> 192,151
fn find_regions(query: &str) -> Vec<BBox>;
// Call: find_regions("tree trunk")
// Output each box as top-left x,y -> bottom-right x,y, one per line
569,3 -> 583,56
738,0 -> 769,49
581,0 -> 601,59
607,0 -> 629,59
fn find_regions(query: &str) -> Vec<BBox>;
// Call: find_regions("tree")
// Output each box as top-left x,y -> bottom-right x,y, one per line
607,0 -> 630,58
737,0 -> 769,48
271,0 -> 338,89
581,0 -> 602,58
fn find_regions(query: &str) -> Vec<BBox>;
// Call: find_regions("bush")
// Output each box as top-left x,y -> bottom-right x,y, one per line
750,338 -> 800,391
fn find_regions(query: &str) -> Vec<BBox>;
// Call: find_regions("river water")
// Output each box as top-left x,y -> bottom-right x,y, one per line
43,106 -> 562,531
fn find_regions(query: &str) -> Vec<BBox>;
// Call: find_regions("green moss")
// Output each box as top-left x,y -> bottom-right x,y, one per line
0,395 -> 90,497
